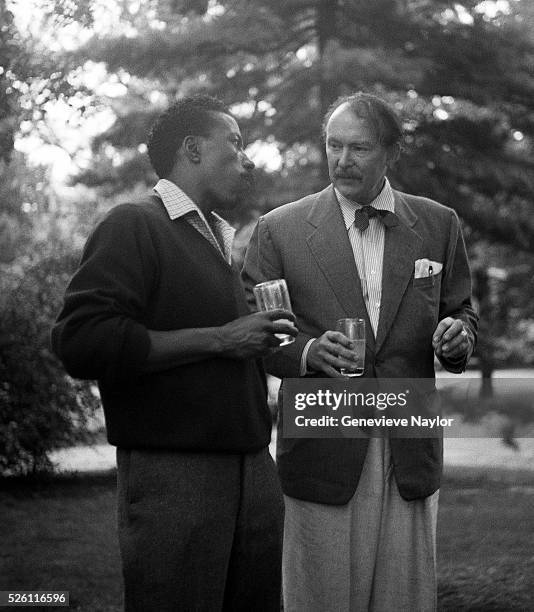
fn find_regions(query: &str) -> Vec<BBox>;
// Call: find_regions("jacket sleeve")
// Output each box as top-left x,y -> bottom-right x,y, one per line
51,205 -> 155,382
241,216 -> 313,379
438,209 -> 479,373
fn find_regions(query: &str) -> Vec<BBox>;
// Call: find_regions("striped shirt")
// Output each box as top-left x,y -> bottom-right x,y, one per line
300,178 -> 395,374
154,178 -> 235,264
335,177 -> 395,337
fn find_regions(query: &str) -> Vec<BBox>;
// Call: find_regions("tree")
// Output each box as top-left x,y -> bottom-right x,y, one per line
62,0 -> 533,246
0,0 -> 23,162
0,2 -> 107,474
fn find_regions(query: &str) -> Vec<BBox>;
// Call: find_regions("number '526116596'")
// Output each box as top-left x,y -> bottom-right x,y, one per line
0,591 -> 69,606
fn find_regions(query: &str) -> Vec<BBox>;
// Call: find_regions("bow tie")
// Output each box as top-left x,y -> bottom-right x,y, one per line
354,206 -> 399,231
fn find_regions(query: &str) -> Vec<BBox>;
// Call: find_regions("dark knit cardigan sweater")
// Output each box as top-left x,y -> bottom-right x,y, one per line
52,196 -> 271,452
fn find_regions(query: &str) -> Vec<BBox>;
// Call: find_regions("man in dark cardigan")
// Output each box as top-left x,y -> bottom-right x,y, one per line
52,95 -> 297,612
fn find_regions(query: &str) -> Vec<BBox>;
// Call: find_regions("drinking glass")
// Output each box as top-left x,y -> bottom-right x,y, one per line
253,279 -> 295,346
336,318 -> 365,377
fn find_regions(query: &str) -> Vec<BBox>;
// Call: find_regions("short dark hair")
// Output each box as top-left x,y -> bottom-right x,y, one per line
147,94 -> 230,178
322,92 -> 404,148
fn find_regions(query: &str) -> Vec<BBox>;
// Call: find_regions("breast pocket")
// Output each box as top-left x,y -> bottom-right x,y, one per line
410,272 -> 442,329
413,270 -> 442,290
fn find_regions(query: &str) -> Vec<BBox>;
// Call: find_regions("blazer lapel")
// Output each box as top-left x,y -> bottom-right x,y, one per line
305,186 -> 375,349
375,191 -> 422,353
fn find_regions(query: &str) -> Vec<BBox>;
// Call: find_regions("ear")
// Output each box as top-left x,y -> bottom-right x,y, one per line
183,135 -> 201,163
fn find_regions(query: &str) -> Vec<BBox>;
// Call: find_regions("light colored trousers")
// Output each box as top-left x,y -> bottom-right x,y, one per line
283,437 -> 439,612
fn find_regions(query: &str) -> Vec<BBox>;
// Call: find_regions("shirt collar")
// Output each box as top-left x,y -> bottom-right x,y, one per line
153,178 -> 236,261
154,178 -> 206,222
153,178 -> 235,236
335,177 -> 395,230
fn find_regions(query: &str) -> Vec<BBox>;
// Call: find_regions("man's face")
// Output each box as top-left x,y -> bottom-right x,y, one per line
325,103 -> 395,204
199,113 -> 255,210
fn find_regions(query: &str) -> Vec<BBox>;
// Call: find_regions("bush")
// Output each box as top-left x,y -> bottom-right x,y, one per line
0,250 -> 101,476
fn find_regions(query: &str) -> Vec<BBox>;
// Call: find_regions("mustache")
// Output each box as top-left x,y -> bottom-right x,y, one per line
334,172 -> 361,179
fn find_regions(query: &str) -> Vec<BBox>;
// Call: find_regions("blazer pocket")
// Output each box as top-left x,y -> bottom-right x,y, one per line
413,271 -> 442,289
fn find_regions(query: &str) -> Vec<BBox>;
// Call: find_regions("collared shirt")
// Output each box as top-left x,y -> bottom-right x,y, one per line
300,178 -> 395,375
335,177 -> 395,337
154,178 -> 235,264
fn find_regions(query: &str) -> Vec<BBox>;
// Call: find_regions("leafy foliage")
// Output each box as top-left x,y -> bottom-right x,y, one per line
0,0 -> 25,162
0,252 -> 100,475
54,1 -> 532,265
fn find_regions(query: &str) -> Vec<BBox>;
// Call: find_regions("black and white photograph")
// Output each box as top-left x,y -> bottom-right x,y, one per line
1,1 -> 533,610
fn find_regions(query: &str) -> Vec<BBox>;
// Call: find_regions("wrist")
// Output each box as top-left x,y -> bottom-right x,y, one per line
306,346 -> 318,373
212,325 -> 231,356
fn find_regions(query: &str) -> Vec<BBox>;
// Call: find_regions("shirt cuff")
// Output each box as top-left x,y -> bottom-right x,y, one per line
299,338 -> 317,376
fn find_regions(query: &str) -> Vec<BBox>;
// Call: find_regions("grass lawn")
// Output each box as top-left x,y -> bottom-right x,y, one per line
0,468 -> 533,612
438,467 -> 534,611
0,472 -> 121,612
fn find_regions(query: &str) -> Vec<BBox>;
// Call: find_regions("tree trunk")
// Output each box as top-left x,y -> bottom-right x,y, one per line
479,355 -> 494,398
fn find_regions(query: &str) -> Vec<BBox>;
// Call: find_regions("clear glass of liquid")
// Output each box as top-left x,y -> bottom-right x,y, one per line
253,279 -> 295,346
336,318 -> 365,377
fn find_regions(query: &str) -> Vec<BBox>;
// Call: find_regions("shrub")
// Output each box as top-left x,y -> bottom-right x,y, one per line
0,250 -> 101,475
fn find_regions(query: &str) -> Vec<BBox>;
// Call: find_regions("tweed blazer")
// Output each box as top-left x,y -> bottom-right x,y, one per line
242,185 -> 478,503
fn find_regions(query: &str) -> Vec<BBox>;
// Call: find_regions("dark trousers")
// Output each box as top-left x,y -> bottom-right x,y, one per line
116,447 -> 284,612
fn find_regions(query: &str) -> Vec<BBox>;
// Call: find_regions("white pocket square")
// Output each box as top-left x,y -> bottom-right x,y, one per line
414,259 -> 443,279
